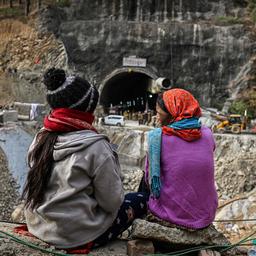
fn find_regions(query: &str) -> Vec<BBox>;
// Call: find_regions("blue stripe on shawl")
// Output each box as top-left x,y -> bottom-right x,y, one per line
148,117 -> 201,198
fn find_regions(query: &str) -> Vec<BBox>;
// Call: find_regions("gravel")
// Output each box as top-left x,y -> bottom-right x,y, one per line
0,148 -> 20,222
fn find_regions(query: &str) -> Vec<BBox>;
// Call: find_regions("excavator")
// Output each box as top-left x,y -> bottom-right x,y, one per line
211,113 -> 247,134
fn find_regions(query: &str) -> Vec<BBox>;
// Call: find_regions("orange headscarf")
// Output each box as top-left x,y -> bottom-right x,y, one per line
162,89 -> 202,141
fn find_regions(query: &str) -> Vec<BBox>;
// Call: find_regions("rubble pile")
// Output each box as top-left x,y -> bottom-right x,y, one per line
0,20 -> 66,73
122,168 -> 144,193
0,19 -> 67,105
215,188 -> 256,244
0,148 -> 19,221
214,134 -> 256,198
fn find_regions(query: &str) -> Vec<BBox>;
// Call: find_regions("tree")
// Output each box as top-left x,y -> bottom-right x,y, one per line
25,0 -> 30,15
37,0 -> 41,10
9,0 -> 13,8
249,0 -> 256,22
229,97 -> 255,120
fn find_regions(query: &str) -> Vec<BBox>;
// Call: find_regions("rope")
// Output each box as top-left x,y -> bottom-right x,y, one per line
220,230 -> 256,253
1,228 -> 256,256
0,219 -> 256,255
146,235 -> 256,256
144,230 -> 256,256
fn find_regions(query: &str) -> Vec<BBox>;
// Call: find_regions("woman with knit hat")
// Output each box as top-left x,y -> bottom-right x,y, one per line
22,68 -> 148,253
146,88 -> 218,230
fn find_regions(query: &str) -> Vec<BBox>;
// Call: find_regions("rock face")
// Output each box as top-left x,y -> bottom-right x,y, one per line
57,1 -> 248,23
38,0 -> 255,108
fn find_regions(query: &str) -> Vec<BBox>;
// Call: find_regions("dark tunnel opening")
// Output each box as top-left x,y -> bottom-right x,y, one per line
100,72 -> 157,114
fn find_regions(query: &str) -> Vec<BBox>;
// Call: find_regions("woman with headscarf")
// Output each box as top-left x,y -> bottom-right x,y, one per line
146,88 -> 218,229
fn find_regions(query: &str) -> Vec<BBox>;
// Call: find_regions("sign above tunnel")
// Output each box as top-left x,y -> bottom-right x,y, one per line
122,57 -> 147,67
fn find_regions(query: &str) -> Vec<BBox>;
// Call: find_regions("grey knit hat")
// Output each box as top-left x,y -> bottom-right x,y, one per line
43,68 -> 99,113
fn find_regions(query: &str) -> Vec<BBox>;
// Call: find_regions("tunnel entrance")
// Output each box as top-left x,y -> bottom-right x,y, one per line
100,71 -> 158,114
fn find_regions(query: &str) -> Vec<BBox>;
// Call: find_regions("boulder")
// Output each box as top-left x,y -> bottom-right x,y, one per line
127,239 -> 154,256
131,219 -> 229,246
199,250 -> 221,256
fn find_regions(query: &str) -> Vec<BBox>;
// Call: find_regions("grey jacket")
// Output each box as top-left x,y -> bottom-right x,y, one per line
25,130 -> 124,248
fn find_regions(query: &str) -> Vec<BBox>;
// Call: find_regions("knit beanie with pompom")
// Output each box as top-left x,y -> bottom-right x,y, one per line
43,68 -> 99,113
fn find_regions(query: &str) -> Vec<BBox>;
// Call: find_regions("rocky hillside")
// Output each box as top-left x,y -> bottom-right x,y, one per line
0,17 -> 67,105
0,21 -> 66,71
0,0 -> 256,110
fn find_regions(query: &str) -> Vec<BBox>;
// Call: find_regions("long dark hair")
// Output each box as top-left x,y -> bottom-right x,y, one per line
22,130 -> 58,210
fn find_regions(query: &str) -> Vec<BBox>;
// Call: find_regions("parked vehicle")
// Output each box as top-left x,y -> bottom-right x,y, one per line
211,114 -> 247,134
102,115 -> 125,126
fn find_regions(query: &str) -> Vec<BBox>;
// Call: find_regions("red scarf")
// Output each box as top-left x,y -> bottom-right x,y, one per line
162,89 -> 202,141
44,108 -> 97,133
14,225 -> 93,254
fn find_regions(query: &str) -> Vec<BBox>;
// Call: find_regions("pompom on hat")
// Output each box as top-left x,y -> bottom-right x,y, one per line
43,68 -> 99,113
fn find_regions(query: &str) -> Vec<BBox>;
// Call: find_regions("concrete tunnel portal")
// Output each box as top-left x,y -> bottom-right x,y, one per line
100,70 -> 159,114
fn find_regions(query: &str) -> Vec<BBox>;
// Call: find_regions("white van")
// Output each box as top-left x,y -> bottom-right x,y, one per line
102,115 -> 125,126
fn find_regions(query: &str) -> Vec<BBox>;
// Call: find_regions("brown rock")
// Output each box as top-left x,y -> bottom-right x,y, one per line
127,239 -> 154,256
198,250 -> 221,256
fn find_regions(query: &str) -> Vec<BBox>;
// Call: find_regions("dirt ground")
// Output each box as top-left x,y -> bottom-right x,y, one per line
0,148 -> 19,222
0,222 -> 128,256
